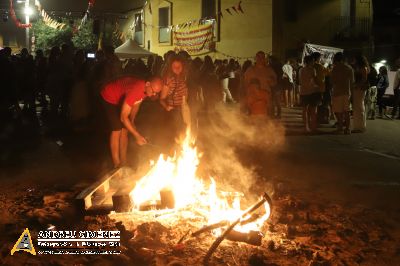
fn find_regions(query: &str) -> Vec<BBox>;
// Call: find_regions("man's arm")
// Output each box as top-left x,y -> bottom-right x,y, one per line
160,84 -> 173,111
120,102 -> 147,145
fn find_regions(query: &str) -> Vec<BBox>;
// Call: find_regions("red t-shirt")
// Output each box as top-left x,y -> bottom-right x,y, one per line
101,77 -> 146,106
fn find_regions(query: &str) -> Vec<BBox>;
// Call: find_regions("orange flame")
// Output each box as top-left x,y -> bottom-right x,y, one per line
129,130 -> 270,232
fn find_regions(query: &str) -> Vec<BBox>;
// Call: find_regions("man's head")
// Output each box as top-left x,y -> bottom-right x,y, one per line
145,76 -> 163,97
333,52 -> 344,64
303,55 -> 315,66
171,57 -> 184,76
311,52 -> 322,63
255,51 -> 266,66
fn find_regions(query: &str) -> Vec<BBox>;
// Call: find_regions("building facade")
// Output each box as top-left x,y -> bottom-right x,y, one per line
272,0 -> 374,61
121,0 -> 273,61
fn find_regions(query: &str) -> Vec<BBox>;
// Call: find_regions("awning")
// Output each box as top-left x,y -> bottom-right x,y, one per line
114,39 -> 155,59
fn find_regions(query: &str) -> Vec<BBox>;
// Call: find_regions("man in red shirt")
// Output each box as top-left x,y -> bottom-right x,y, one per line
101,76 -> 163,168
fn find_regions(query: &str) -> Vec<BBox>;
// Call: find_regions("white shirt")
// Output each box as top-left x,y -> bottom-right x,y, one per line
282,63 -> 294,83
393,69 -> 400,91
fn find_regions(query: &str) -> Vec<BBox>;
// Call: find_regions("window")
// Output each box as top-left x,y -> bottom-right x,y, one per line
202,0 -> 216,18
159,7 -> 170,43
134,13 -> 143,45
202,0 -> 219,41
341,0 -> 351,17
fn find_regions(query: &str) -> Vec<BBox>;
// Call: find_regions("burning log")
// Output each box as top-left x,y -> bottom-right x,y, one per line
225,230 -> 263,246
191,221 -> 230,237
191,214 -> 261,238
112,186 -> 134,213
240,213 -> 261,225
160,189 -> 175,209
203,192 -> 272,265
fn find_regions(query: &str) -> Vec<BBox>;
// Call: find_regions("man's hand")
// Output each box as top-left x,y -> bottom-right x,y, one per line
165,105 -> 174,111
135,135 -> 147,146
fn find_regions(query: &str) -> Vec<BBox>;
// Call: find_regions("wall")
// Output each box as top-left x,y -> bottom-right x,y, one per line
121,0 -> 273,61
273,0 -> 342,60
273,0 -> 374,61
216,0 -> 273,59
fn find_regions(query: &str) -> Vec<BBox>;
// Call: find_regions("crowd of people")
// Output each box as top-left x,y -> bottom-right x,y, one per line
299,52 -> 400,134
1,44 -> 400,165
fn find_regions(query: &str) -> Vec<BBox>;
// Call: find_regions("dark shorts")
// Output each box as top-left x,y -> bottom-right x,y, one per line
103,101 -> 123,131
282,78 -> 294,91
300,92 -> 322,107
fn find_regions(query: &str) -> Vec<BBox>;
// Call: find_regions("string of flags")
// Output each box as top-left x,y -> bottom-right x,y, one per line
9,0 -> 95,31
40,9 -> 66,29
35,0 -> 66,30
136,0 -> 244,33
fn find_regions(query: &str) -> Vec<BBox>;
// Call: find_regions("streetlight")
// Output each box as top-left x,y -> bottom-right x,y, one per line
17,0 -> 32,51
24,6 -> 33,16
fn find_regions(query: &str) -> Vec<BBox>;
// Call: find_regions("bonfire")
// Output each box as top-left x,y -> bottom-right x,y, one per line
110,130 -> 272,263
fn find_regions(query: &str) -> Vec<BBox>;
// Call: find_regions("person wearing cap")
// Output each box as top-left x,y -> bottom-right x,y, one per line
101,76 -> 163,168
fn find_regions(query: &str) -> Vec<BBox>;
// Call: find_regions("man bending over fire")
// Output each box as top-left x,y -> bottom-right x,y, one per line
101,76 -> 163,168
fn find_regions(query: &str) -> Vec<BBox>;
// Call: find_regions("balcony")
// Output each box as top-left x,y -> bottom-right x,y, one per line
330,16 -> 372,42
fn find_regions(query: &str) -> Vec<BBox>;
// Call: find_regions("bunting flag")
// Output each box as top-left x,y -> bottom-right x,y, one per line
174,24 -> 213,55
237,1 -> 244,13
41,9 -> 66,29
35,0 -> 66,30
142,0 -> 243,31
148,1 -> 152,14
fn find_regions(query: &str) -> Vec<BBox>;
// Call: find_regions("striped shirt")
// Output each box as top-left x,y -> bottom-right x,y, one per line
165,75 -> 188,107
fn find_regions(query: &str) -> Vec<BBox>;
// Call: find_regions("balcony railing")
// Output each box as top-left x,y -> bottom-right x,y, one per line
330,16 -> 372,41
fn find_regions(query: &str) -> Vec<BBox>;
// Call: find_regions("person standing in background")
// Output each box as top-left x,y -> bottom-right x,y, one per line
330,52 -> 354,134
244,51 -> 277,118
282,59 -> 294,107
391,59 -> 400,119
299,55 -> 320,133
352,55 -> 370,133
375,66 -> 388,119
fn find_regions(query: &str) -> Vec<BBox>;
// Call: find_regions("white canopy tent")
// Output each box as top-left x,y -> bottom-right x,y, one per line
302,43 -> 344,67
115,39 -> 155,59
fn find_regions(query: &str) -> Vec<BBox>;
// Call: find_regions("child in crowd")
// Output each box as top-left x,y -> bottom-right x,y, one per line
247,79 -> 268,118
365,85 -> 377,120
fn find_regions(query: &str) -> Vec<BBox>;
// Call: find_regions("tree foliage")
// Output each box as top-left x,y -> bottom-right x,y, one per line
32,19 -> 98,51
72,20 -> 98,50
32,20 -> 72,51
